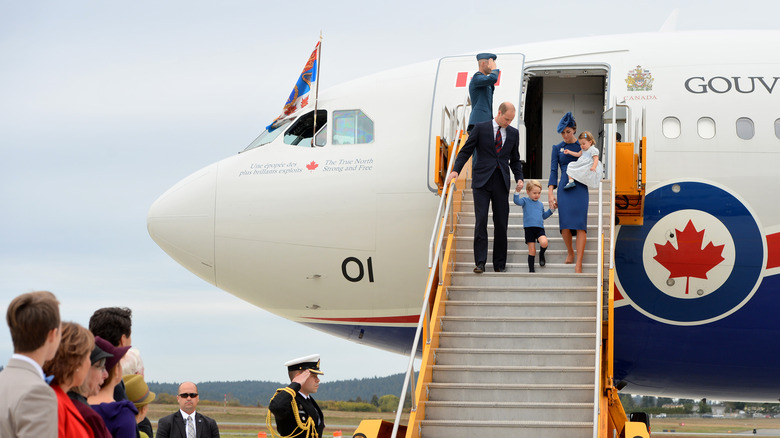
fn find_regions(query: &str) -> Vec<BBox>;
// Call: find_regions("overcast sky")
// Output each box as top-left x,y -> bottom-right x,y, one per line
2,1 -> 779,385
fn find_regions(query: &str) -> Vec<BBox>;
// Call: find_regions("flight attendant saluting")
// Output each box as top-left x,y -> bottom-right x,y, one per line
548,112 -> 589,273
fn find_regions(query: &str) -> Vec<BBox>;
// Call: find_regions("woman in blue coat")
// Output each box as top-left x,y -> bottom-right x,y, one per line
548,112 -> 588,273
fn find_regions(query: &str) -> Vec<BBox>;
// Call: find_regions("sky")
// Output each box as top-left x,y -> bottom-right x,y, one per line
2,0 -> 779,385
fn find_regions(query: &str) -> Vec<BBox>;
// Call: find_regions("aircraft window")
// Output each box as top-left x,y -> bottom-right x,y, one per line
332,110 -> 374,144
284,110 -> 328,147
315,125 -> 327,146
736,117 -> 754,140
697,117 -> 716,139
243,118 -> 293,151
775,119 -> 780,139
662,117 -> 681,139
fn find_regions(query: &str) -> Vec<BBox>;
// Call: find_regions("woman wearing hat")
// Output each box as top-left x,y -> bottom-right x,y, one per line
68,336 -> 114,438
88,337 -> 138,438
43,321 -> 95,437
548,112 -> 589,273
123,374 -> 156,438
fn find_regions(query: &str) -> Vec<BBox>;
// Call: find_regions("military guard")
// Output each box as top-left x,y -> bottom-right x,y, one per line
268,354 -> 325,438
468,53 -> 500,131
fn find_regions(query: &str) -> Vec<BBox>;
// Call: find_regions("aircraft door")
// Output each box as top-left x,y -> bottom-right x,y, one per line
428,53 -> 526,192
540,78 -> 605,182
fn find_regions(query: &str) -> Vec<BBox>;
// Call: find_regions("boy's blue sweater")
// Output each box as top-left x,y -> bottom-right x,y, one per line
513,193 -> 554,228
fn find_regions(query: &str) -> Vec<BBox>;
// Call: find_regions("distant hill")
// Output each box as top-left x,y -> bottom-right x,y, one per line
147,373 -> 413,406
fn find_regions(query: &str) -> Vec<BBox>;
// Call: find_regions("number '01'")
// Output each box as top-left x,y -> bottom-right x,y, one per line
342,257 -> 375,283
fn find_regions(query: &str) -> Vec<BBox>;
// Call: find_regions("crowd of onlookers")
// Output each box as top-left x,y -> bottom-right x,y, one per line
0,290 -> 220,438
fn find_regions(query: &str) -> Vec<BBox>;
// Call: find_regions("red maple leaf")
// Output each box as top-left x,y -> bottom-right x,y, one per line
306,161 -> 318,170
653,220 -> 725,294
301,95 -> 309,108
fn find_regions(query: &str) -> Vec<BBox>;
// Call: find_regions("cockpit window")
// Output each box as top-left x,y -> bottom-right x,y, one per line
333,110 -> 374,144
284,110 -> 327,147
242,118 -> 294,152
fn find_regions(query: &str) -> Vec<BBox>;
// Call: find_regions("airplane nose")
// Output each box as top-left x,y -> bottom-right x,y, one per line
147,163 -> 218,285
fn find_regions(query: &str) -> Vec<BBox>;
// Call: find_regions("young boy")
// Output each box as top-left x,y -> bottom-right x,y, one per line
0,291 -> 62,438
513,180 -> 555,272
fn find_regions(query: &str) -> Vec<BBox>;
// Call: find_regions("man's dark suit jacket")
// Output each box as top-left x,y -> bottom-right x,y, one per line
453,119 -> 524,190
156,411 -> 219,438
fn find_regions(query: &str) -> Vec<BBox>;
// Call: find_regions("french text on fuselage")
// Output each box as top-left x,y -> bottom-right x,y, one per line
685,76 -> 780,94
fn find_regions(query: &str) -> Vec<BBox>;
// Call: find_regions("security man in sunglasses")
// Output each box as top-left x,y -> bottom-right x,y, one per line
267,354 -> 325,438
157,381 -> 220,438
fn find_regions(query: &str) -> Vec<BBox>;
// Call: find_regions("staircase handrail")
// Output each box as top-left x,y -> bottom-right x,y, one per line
394,102 -> 468,438
429,98 -> 470,266
592,180 -> 605,438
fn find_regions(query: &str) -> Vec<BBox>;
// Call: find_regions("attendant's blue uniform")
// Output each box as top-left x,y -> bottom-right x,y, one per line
468,69 -> 499,127
549,141 -> 589,231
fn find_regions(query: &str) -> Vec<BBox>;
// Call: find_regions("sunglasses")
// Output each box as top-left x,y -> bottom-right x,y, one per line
178,393 -> 199,399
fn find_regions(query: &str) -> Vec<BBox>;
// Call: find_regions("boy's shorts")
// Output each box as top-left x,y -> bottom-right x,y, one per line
524,227 -> 546,243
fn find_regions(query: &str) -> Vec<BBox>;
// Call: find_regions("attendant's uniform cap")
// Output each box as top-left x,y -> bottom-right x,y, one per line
285,354 -> 324,375
476,53 -> 497,61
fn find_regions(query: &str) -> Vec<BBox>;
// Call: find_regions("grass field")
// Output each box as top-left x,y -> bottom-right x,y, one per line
146,402 -> 408,437
649,416 -> 780,436
146,403 -> 780,437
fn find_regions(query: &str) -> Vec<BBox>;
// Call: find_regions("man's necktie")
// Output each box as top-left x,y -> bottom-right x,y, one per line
187,416 -> 195,438
495,128 -> 502,153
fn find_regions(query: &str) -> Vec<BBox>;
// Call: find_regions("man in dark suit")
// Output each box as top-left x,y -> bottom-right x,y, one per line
157,382 -> 220,438
268,354 -> 325,438
447,102 -> 524,273
467,53 -> 499,131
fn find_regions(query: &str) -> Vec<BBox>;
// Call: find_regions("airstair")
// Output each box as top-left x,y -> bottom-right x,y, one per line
354,102 -> 649,438
420,185 -> 607,437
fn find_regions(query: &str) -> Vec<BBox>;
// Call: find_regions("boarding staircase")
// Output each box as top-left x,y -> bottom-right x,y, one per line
355,102 -> 649,438
415,183 -> 608,438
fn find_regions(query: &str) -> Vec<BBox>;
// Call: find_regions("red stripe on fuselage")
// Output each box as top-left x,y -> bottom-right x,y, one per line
768,232 -> 780,269
303,315 -> 418,324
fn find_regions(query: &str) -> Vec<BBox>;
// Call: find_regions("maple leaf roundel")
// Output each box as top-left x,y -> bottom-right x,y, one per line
615,181 -> 764,325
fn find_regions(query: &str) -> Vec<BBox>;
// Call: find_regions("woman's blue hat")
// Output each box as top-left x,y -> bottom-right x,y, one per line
557,112 -> 576,133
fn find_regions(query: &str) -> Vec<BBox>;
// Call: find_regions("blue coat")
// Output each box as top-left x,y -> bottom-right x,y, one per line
468,69 -> 499,126
453,120 -> 523,191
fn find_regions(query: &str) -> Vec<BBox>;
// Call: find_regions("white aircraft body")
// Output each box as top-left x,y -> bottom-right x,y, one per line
148,30 -> 780,401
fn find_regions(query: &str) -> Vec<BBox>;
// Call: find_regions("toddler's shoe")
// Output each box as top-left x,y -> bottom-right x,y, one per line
564,181 -> 576,190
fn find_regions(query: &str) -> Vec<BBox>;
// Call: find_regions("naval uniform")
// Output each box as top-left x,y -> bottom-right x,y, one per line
268,382 -> 325,438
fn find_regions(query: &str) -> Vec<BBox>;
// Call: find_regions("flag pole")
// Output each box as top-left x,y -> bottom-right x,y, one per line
311,32 -> 323,147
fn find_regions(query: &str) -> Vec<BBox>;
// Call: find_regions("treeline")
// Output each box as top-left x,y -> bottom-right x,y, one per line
147,373 -> 412,407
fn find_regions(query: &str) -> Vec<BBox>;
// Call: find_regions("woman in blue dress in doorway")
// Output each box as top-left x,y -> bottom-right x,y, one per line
548,112 -> 588,273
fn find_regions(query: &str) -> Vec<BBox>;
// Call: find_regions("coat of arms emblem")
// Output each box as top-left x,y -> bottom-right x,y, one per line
626,65 -> 654,91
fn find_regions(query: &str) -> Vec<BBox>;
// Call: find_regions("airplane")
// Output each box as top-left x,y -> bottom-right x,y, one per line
147,29 -> 780,404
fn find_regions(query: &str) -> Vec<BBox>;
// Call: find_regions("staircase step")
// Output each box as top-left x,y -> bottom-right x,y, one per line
423,400 -> 594,423
431,365 -> 595,384
456,211 -> 610,225
439,316 -> 597,335
446,286 -> 595,302
437,332 -> 595,349
450,271 -> 596,287
453,248 -> 599,264
426,382 -> 595,403
419,419 -> 592,438
434,347 -> 596,367
444,301 -> 597,318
